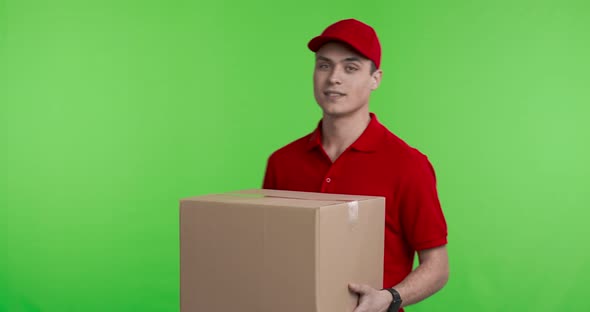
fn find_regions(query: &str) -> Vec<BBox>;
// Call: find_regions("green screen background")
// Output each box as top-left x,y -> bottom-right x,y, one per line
1,0 -> 589,311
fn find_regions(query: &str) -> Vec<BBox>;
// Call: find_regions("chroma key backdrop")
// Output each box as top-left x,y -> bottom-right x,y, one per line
1,1 -> 589,311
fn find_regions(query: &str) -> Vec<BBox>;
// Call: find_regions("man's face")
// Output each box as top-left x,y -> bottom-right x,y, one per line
313,42 -> 382,118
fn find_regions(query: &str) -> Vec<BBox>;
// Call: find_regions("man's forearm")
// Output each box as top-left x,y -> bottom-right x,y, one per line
392,246 -> 449,307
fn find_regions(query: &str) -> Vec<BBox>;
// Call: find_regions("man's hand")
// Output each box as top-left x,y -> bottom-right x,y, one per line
348,283 -> 393,312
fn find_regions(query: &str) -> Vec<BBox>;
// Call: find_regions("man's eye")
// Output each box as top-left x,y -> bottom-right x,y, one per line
346,66 -> 358,72
318,64 -> 330,69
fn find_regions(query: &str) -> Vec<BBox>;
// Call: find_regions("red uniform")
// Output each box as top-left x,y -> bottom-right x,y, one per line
263,113 -> 448,289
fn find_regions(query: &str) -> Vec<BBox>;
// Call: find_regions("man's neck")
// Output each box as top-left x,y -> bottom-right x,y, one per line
321,110 -> 371,162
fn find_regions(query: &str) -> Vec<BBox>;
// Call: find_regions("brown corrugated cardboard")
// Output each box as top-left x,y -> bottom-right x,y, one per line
180,189 -> 385,312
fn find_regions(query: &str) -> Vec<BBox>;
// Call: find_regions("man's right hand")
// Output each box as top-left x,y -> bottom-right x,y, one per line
348,283 -> 393,312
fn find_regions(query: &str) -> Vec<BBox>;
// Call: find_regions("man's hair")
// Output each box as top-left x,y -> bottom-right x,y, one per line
369,61 -> 377,75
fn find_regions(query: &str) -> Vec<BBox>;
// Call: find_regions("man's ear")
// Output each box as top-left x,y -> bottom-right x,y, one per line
370,69 -> 383,91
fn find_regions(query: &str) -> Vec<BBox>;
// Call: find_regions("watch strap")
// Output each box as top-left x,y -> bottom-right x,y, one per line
383,288 -> 402,312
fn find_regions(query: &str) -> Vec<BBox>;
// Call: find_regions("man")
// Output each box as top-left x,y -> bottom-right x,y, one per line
262,19 -> 449,312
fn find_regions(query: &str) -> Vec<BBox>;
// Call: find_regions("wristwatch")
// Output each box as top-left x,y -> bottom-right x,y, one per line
383,288 -> 402,312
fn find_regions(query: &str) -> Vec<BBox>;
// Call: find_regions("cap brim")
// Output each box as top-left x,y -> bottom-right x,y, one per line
308,35 -> 354,52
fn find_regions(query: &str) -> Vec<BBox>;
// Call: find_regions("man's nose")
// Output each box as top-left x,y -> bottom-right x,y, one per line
328,66 -> 343,84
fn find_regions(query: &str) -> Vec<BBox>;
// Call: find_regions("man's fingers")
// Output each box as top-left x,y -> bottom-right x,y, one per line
348,283 -> 371,294
352,302 -> 367,312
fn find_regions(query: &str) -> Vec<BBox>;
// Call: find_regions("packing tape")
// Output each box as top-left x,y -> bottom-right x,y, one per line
228,191 -> 361,225
347,201 -> 359,224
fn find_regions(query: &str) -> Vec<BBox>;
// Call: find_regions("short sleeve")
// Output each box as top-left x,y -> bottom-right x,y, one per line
399,155 -> 448,251
262,154 -> 277,189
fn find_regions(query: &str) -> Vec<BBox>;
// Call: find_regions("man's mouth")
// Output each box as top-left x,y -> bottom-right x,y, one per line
324,91 -> 346,98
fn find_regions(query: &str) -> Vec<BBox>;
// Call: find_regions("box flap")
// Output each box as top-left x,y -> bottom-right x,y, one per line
180,189 -> 382,209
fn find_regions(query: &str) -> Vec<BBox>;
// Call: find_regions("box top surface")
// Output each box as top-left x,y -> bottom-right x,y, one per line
180,189 -> 383,209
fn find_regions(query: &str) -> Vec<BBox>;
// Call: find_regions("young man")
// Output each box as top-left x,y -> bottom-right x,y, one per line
262,19 -> 449,312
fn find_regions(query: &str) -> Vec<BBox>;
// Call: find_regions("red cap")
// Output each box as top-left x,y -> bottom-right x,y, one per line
308,19 -> 381,69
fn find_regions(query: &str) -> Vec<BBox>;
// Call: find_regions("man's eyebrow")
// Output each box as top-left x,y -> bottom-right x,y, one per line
316,55 -> 332,62
343,56 -> 362,63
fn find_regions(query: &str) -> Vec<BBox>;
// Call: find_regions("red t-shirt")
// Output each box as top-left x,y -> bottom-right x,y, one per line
263,113 -> 448,289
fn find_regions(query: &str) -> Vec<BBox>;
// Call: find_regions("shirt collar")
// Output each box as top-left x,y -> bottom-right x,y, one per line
306,113 -> 384,153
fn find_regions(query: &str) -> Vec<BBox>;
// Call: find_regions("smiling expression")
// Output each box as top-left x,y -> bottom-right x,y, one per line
313,42 -> 382,118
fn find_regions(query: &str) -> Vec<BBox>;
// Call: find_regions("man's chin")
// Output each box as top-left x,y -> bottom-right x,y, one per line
318,103 -> 344,114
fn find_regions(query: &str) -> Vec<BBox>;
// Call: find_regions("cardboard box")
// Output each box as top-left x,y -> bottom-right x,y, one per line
180,189 -> 385,312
